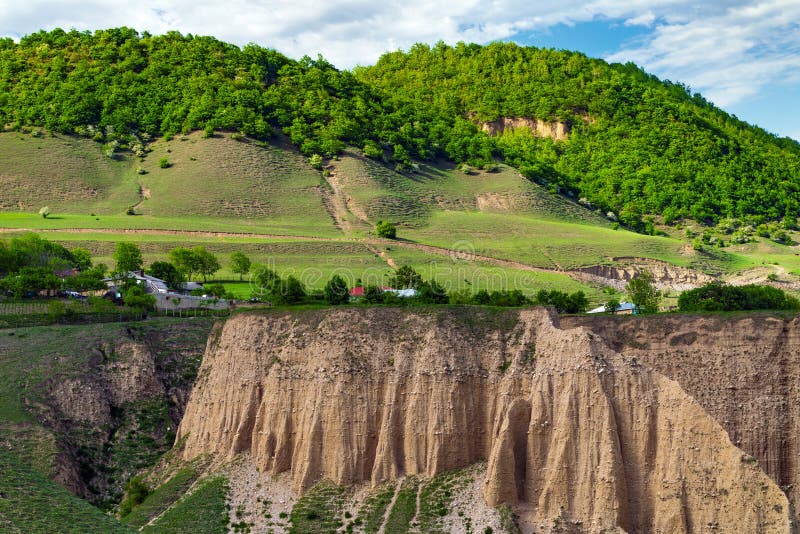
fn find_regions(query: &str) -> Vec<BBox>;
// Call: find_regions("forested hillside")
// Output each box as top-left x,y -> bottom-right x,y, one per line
2,29 -> 800,230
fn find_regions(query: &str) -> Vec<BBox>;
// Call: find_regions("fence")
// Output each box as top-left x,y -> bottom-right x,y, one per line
0,303 -> 229,329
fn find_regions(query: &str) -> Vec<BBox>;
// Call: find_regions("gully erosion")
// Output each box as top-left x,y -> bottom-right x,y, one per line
169,307 -> 800,533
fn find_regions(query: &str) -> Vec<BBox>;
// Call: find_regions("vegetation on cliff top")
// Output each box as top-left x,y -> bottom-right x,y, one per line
2,29 -> 800,228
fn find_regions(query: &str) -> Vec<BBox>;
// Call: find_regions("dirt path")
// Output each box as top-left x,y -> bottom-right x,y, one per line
379,239 -> 560,275
0,227 -> 335,241
130,183 -> 151,213
408,480 -> 423,533
324,163 -> 371,226
364,242 -> 398,269
317,184 -> 345,233
377,479 -> 403,534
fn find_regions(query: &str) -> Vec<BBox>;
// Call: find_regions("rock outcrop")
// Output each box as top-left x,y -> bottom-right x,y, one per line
571,258 -> 714,291
178,308 -> 789,532
479,117 -> 571,140
565,313 -> 800,526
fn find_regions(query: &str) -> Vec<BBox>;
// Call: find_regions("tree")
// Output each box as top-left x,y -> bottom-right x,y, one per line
69,247 -> 93,271
230,252 -> 252,281
274,275 -> 306,305
375,220 -> 397,239
169,247 -> 200,280
416,280 -> 449,304
324,274 -> 349,305
362,284 -> 384,304
113,242 -> 143,273
39,206 -> 51,219
390,265 -> 422,289
0,267 -> 60,298
122,285 -> 156,311
604,298 -> 621,313
626,270 -> 660,314
252,267 -> 282,299
203,283 -> 230,299
192,247 -> 220,282
147,261 -> 183,289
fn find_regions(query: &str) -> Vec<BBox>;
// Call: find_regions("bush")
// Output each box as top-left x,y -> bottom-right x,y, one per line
362,285 -> 384,304
122,285 -> 156,311
535,289 -> 589,313
472,289 -> 529,307
375,220 -> 397,239
416,280 -> 449,304
625,270 -> 660,314
119,476 -> 150,517
678,282 -> 800,312
324,275 -> 349,305
363,141 -> 383,159
38,206 -> 50,219
159,158 -> 171,168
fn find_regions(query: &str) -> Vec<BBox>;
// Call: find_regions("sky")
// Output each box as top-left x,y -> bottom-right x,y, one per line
1,1 -> 799,140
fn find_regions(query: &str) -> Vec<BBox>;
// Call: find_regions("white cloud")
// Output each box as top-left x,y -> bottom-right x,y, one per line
0,1 -> 798,137
0,0 -> 738,67
607,0 -> 800,108
624,11 -> 656,26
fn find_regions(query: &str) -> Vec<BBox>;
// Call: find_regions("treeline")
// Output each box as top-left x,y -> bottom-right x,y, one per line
678,282 -> 800,312
2,30 -> 800,228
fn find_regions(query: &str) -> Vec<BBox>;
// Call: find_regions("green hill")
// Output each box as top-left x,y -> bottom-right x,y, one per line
2,29 -> 800,229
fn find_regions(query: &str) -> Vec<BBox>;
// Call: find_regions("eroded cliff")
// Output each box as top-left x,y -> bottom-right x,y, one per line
178,308 -> 789,532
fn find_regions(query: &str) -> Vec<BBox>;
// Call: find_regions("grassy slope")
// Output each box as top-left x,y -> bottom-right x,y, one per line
142,476 -> 230,534
0,132 -> 795,298
0,319 -> 214,510
138,132 -> 338,237
0,448 -> 132,533
0,132 -> 139,214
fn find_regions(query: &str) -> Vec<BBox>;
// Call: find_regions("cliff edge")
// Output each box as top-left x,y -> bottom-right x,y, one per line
177,308 -> 789,532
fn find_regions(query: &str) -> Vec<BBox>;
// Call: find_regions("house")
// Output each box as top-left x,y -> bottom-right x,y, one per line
102,271 -> 228,310
348,286 -> 419,300
587,301 -> 637,315
349,286 -> 394,298
103,271 -> 169,294
385,288 -> 418,298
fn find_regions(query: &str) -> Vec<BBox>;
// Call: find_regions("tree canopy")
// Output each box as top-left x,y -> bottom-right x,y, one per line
3,30 -> 800,227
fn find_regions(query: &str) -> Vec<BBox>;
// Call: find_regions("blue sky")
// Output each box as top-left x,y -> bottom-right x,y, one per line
1,1 -> 798,140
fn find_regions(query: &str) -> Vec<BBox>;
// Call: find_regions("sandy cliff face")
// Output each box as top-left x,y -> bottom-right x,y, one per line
479,117 -> 571,140
178,308 -> 789,532
565,313 -> 800,526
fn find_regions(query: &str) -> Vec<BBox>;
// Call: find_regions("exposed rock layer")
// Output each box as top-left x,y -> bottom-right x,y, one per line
479,117 -> 570,140
565,313 -> 800,526
178,308 -> 789,532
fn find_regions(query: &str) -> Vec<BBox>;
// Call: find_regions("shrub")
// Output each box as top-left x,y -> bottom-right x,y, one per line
678,282 -> 800,312
159,158 -> 171,168
119,476 -> 150,517
309,154 -> 323,169
122,285 -> 156,311
38,206 -> 50,219
324,275 -> 349,305
362,285 -> 384,304
363,141 -> 383,159
375,220 -> 397,239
